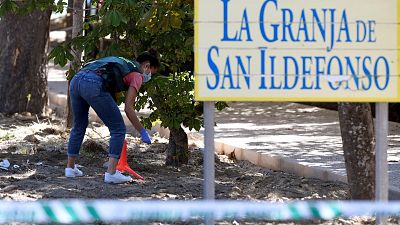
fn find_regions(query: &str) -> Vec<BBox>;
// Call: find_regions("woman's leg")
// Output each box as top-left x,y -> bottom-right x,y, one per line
67,97 -> 90,168
106,158 -> 119,174
88,89 -> 126,174
67,76 -> 90,168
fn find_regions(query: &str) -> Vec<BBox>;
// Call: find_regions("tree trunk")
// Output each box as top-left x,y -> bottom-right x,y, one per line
66,0 -> 84,128
338,102 -> 375,199
66,0 -> 74,41
166,127 -> 189,166
0,8 -> 51,114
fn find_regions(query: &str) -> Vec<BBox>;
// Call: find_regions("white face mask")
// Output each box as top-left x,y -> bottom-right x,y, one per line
143,71 -> 151,83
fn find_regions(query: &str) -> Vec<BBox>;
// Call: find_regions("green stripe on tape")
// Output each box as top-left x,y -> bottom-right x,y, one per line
41,204 -> 59,223
288,205 -> 301,220
86,205 -> 101,221
309,205 -> 322,219
329,204 -> 342,218
63,203 -> 79,222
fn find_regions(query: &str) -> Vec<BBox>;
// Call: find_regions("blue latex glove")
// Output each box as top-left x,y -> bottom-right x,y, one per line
140,128 -> 151,144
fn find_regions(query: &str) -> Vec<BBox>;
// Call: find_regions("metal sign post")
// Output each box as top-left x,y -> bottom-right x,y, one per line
375,103 -> 389,225
203,101 -> 215,225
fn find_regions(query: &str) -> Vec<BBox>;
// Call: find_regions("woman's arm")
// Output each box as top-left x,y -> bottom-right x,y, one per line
124,86 -> 143,132
124,86 -> 151,144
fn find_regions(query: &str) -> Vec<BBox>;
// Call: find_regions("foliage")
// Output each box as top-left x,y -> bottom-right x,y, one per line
2,0 -> 227,132
0,0 -> 65,16
136,72 -> 228,132
46,0 -> 195,74
0,132 -> 15,141
137,72 -> 200,131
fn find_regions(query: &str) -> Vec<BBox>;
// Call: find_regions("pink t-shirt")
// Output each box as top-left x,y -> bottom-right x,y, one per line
123,72 -> 143,92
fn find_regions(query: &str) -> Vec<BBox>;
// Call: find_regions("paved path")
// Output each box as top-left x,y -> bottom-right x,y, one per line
47,62 -> 400,198
193,102 -> 400,196
48,62 -> 68,95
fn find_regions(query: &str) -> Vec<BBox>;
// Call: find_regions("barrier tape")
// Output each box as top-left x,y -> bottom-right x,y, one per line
0,200 -> 400,224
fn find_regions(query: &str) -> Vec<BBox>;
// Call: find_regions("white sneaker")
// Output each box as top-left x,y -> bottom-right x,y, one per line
65,165 -> 84,178
104,170 -> 132,184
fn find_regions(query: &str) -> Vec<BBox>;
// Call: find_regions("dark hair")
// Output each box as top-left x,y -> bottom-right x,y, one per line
136,48 -> 160,69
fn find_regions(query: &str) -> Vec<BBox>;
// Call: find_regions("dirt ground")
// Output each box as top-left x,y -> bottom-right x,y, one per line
0,112 -> 398,225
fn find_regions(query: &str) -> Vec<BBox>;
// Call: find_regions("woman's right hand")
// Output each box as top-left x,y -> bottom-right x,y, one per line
140,128 -> 151,144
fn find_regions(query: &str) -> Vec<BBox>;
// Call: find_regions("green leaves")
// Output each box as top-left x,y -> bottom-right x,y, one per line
48,45 -> 74,67
0,0 -> 18,16
126,0 -> 136,7
54,0 -> 67,13
104,9 -> 127,27
169,11 -> 182,28
0,0 -> 59,17
137,72 -> 227,132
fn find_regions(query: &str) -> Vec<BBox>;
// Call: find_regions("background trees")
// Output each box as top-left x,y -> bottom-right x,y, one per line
0,2 -> 52,114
